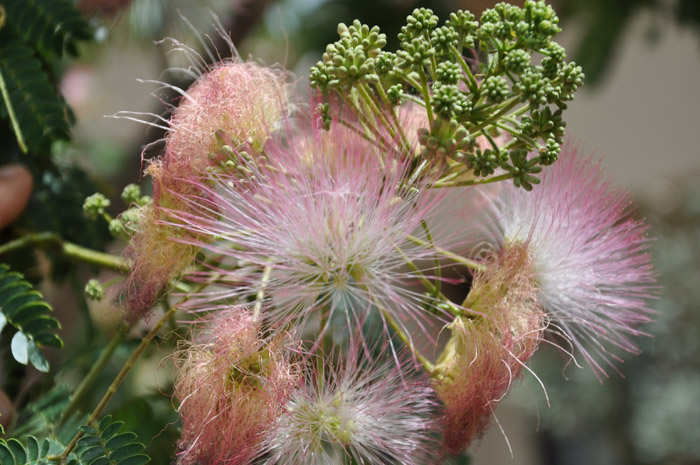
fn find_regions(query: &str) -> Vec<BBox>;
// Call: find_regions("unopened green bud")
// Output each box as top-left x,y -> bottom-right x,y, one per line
85,279 -> 105,301
121,184 -> 142,205
83,193 -> 110,220
109,218 -> 127,239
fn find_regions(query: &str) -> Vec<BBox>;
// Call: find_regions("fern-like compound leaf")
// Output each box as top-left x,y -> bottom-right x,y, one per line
75,416 -> 150,465
3,0 -> 91,57
0,436 -> 80,465
0,27 -> 72,154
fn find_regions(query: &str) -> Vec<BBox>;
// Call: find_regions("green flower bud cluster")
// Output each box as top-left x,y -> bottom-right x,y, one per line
436,62 -> 461,85
84,279 -> 105,301
482,76 -> 509,103
83,193 -> 110,220
386,84 -> 403,105
418,118 -> 469,160
521,106 -> 565,165
445,10 -> 478,49
502,148 -> 543,191
396,37 -> 435,71
431,26 -> 459,59
109,184 -> 150,239
398,7 -> 440,43
311,0 -> 584,189
310,20 -> 387,91
121,183 -> 150,206
432,84 -> 472,119
468,148 -> 507,177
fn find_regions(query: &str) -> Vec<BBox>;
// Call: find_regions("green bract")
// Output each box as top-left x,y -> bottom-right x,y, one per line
310,0 -> 584,189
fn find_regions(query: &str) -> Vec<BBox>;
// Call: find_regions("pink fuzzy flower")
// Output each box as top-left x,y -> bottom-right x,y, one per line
173,310 -> 299,465
167,115 -> 453,344
262,342 -> 439,465
476,144 -> 656,378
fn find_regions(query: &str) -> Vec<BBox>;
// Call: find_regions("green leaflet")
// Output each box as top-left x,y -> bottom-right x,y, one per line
0,264 -> 63,372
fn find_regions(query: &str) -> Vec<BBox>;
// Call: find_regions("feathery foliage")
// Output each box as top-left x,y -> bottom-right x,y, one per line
75,416 -> 150,465
0,436 -> 70,465
0,0 -> 91,154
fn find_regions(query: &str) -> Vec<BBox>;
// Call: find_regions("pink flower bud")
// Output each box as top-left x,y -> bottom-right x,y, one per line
124,62 -> 292,320
174,310 -> 299,465
434,244 -> 544,453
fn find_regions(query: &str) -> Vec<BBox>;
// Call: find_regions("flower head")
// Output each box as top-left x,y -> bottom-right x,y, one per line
263,342 -> 438,465
476,144 -> 656,377
173,310 -> 299,465
168,114 -> 452,342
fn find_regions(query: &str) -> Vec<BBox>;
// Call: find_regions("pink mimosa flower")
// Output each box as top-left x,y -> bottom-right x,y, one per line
166,115 -> 453,345
263,342 -> 439,465
476,144 -> 656,378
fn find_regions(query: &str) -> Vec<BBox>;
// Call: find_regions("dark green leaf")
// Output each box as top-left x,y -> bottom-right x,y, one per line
100,421 -> 124,441
9,302 -> 50,328
25,436 -> 39,461
76,436 -> 102,448
104,432 -> 136,450
80,425 -> 99,436
4,0 -> 91,57
1,291 -> 43,319
109,443 -> 145,462
33,332 -> 63,348
6,439 -> 26,464
98,416 -> 113,431
90,457 -> 110,465
118,454 -> 151,465
0,264 -> 62,366
0,442 -> 15,465
27,340 -> 50,372
22,314 -> 61,335
80,445 -> 106,462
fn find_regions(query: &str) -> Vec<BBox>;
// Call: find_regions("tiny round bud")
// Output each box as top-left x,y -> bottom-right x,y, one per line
83,193 -> 110,219
121,184 -> 142,205
85,279 -> 105,301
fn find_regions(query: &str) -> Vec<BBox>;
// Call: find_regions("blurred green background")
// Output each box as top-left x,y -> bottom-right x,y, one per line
2,0 -> 700,464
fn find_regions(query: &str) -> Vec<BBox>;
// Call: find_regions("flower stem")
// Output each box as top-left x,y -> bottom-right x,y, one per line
356,83 -> 395,138
0,68 -> 28,153
381,309 -> 435,375
405,235 -> 485,272
253,264 -> 272,321
450,44 -> 477,93
58,325 -> 130,427
418,69 -> 435,127
0,232 -> 128,272
372,82 -> 412,155
393,246 -> 464,318
51,306 -> 177,463
433,172 -> 512,188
